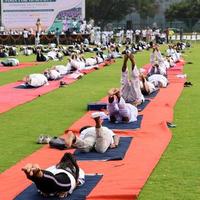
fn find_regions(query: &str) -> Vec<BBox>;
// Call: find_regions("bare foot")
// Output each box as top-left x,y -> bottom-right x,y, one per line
65,131 -> 76,148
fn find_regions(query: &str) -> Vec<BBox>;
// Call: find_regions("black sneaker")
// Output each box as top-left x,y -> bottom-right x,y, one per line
167,122 -> 176,128
59,81 -> 67,87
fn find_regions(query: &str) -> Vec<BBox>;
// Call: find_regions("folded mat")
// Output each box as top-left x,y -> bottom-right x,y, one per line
137,99 -> 150,112
14,174 -> 103,200
102,115 -> 143,130
74,137 -> 133,161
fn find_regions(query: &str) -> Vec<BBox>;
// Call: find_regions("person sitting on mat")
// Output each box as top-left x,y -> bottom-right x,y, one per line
107,88 -> 138,123
65,112 -> 119,153
22,152 -> 85,198
23,73 -> 48,87
120,53 -> 144,106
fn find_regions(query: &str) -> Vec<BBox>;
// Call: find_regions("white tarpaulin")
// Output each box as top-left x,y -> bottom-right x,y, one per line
1,0 -> 85,30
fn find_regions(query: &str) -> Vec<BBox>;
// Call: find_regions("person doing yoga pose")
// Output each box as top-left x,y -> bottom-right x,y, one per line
65,113 -> 119,153
22,153 -> 85,198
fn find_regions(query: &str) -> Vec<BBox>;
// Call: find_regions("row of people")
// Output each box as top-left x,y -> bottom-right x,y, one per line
21,44 -> 182,197
25,52 -> 110,87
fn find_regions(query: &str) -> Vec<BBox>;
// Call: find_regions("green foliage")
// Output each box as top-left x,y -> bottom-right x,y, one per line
86,0 -> 157,26
133,0 -> 158,19
165,0 -> 200,27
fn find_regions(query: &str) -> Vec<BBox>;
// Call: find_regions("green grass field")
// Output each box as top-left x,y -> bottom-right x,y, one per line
0,44 -> 199,199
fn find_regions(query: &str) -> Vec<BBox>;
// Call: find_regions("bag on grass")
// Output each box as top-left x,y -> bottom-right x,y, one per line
49,137 -> 66,150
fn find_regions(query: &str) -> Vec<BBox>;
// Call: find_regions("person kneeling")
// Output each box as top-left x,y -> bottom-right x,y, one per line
22,153 -> 85,198
65,113 -> 119,153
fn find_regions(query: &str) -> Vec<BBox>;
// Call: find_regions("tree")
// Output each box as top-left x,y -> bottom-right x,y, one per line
86,0 -> 157,27
165,0 -> 200,28
133,0 -> 158,19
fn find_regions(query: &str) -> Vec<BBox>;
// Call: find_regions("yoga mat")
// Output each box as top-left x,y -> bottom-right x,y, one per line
87,102 -> 107,111
0,62 -> 37,73
0,59 -> 185,200
0,61 -> 111,114
14,174 -> 103,200
144,89 -> 159,99
102,115 -> 143,130
74,137 -> 133,161
137,99 -> 150,112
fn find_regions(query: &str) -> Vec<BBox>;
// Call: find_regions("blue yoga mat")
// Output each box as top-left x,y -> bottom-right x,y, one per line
87,102 -> 107,111
74,137 -> 133,161
137,99 -> 150,112
144,89 -> 159,98
14,175 -> 103,200
102,115 -> 143,130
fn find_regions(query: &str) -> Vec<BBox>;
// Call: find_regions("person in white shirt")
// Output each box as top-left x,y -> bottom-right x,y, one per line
44,69 -> 62,80
121,53 -> 144,106
23,29 -> 29,45
166,45 -> 180,62
107,88 -> 138,123
139,73 -> 156,95
148,74 -> 168,88
64,113 -> 119,153
24,73 -> 48,87
135,29 -> 141,43
1,58 -> 19,66
22,153 -> 85,198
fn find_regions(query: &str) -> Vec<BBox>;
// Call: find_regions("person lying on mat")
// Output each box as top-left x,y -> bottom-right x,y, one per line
23,73 -> 48,87
43,68 -> 62,80
1,58 -> 19,66
149,45 -> 169,76
65,113 -> 119,153
107,88 -> 138,123
139,73 -> 156,95
148,73 -> 168,88
166,44 -> 181,63
139,71 -> 168,93
22,152 -> 85,198
120,53 -> 144,106
36,48 -> 49,62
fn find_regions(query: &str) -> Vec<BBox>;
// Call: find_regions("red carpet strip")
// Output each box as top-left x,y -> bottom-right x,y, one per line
0,62 -> 38,73
0,61 -> 113,114
0,60 -> 185,200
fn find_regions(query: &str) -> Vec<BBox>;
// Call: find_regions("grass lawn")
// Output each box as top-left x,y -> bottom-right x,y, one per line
138,43 -> 200,200
0,44 -> 199,199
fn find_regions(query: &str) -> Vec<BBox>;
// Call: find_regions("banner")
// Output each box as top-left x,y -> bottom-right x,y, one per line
1,0 -> 85,31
